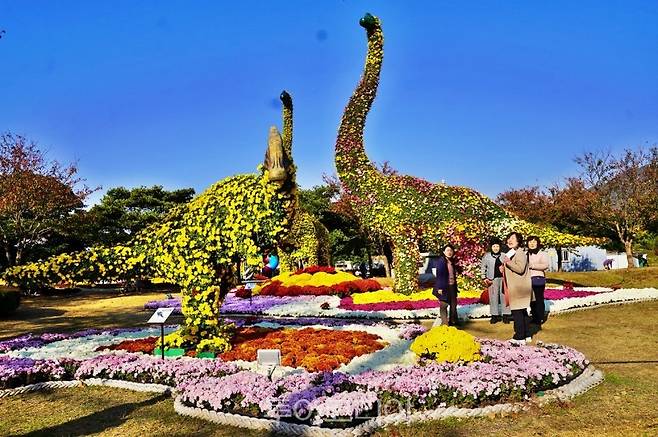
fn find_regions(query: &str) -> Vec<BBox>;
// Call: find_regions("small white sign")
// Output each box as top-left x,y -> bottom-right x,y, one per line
257,349 -> 281,367
147,307 -> 175,324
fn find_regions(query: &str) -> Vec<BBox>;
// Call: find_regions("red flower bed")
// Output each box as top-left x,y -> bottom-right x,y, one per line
235,286 -> 252,299
339,296 -> 481,311
293,265 -> 336,275
96,337 -> 158,354
219,327 -> 385,372
259,278 -> 381,297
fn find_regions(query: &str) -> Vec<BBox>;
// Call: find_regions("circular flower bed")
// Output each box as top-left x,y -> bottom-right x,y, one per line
0,322 -> 595,431
175,339 -> 588,427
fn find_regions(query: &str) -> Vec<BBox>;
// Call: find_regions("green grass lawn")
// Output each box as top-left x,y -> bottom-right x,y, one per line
1,291 -> 658,436
546,266 -> 658,288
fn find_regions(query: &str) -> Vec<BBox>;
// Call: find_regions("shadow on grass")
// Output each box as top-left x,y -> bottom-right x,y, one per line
0,289 -> 175,340
18,393 -> 168,437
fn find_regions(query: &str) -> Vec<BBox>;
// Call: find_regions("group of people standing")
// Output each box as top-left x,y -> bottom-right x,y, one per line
430,232 -> 550,344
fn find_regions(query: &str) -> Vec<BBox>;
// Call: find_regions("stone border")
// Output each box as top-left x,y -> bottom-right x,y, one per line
173,365 -> 604,436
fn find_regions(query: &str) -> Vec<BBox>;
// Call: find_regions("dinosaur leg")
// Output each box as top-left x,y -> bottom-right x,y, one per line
391,235 -> 421,295
278,249 -> 295,273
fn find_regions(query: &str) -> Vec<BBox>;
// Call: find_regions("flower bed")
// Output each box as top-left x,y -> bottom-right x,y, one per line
212,287 -> 658,319
75,353 -> 239,386
175,339 -> 588,427
258,278 -> 381,297
143,298 -> 181,312
293,266 -> 337,275
0,327 -> 147,353
219,327 -> 386,372
350,288 -> 482,305
97,337 -> 158,354
144,286 -> 642,319
544,288 -> 598,299
410,326 -> 481,362
0,356 -> 77,389
254,270 -> 382,297
94,326 -> 387,372
340,296 -> 481,311
0,318 -> 598,430
5,327 -> 175,360
221,295 -> 317,315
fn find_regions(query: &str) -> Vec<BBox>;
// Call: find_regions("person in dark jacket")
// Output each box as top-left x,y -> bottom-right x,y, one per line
431,244 -> 460,326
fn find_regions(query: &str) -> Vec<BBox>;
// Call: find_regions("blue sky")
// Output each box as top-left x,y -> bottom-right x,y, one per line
1,1 -> 657,204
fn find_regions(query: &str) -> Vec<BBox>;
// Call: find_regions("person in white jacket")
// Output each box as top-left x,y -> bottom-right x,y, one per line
527,236 -> 549,325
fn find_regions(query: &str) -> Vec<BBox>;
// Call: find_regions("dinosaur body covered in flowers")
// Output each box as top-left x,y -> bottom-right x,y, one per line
5,92 -> 313,351
335,14 -> 594,294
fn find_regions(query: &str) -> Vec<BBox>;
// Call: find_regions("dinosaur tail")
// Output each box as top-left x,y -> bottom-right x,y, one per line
335,13 -> 384,190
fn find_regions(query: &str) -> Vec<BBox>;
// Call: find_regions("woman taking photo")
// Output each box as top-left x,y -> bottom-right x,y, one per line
432,244 -> 460,326
502,232 -> 532,344
527,236 -> 549,325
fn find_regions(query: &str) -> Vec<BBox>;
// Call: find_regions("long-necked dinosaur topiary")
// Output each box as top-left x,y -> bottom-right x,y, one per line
276,92 -> 331,271
4,92 -> 306,350
335,13 -> 596,294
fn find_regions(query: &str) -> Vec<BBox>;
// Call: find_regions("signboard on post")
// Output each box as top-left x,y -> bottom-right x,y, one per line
257,349 -> 281,380
148,307 -> 175,324
147,307 -> 175,360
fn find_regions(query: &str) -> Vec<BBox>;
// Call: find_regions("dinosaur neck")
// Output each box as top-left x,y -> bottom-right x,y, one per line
282,103 -> 296,184
335,18 -> 384,192
282,105 -> 293,158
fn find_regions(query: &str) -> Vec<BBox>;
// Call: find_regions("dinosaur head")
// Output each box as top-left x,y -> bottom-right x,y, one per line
264,126 -> 289,185
359,13 -> 380,33
280,90 -> 293,110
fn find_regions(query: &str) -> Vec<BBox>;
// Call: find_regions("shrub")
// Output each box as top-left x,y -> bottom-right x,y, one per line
0,289 -> 21,316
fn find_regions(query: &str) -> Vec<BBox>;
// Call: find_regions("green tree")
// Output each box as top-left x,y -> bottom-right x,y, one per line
297,181 -> 372,265
83,185 -> 195,247
574,146 -> 658,268
0,133 -> 93,266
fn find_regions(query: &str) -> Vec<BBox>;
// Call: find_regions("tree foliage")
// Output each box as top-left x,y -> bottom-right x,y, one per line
0,133 -> 94,266
497,146 -> 658,268
574,146 -> 658,267
84,185 -> 195,247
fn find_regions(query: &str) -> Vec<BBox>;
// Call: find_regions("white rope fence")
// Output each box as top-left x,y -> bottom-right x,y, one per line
546,297 -> 658,317
83,378 -> 172,394
0,380 -> 82,398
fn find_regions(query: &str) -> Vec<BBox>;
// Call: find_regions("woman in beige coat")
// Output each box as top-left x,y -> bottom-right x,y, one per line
502,232 -> 532,344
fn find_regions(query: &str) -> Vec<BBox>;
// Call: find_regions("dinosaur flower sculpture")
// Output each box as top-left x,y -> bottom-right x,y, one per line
5,93 -> 301,348
334,13 -> 597,293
